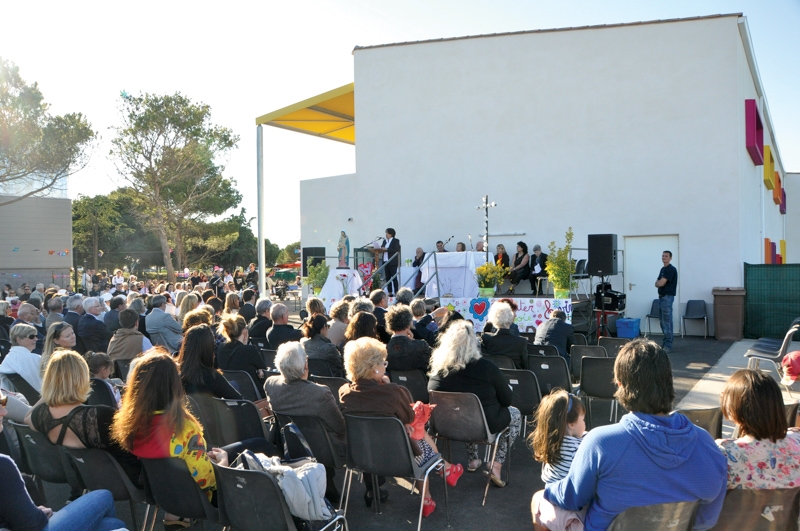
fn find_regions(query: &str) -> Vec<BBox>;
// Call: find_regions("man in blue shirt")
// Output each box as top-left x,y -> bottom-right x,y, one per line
532,339 -> 727,531
655,250 -> 678,353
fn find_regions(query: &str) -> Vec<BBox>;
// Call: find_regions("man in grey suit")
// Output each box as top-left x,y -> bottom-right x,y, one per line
145,295 -> 183,351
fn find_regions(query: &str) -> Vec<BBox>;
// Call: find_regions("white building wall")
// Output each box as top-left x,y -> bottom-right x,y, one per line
300,15 -> 791,319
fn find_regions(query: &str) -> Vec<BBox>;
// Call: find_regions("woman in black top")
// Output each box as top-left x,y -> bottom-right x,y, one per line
505,241 -> 530,294
178,324 -> 241,400
301,314 -> 345,377
216,314 -> 267,398
428,320 -> 521,487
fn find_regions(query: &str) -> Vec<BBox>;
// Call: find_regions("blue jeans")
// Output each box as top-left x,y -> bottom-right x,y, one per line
45,490 -> 126,531
659,295 -> 674,349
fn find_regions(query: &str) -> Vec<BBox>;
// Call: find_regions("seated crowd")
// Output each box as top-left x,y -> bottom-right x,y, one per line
2,275 -> 799,531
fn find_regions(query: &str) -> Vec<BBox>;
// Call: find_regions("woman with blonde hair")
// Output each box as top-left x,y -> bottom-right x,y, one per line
428,320 -> 520,486
306,296 -> 326,318
216,314 -> 268,398
223,292 -> 240,315
339,337 -> 462,515
0,323 -> 42,393
177,292 -> 200,326
40,321 -> 77,376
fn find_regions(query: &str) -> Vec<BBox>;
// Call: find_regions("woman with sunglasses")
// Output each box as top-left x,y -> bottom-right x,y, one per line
0,390 -> 128,531
40,322 -> 77,377
0,323 -> 42,394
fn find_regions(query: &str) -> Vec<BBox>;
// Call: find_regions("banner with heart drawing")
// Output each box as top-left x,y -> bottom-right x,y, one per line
440,297 -> 573,333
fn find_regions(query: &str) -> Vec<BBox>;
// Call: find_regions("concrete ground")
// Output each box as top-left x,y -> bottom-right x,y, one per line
39,332 -> 788,531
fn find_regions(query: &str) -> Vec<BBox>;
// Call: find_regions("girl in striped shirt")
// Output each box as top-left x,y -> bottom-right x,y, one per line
530,389 -> 587,483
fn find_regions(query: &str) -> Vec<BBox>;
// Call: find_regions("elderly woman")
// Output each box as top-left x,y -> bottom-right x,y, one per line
505,241 -> 530,295
216,314 -> 268,398
264,341 -> 347,502
480,301 -> 528,369
178,324 -> 241,400
0,300 -> 14,334
40,321 -> 78,376
428,320 -> 521,487
25,350 -> 141,484
0,324 -> 42,393
340,337 -> 462,515
717,368 -> 800,489
385,305 -> 431,372
301,314 -> 345,377
326,300 -> 350,349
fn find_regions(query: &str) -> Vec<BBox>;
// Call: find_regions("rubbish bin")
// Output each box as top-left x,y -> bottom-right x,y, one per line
712,287 -> 746,341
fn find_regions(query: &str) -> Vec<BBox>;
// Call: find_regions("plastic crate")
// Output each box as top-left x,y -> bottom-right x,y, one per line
616,318 -> 640,338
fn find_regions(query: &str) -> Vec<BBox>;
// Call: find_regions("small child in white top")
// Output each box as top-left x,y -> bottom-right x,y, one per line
530,388 -> 587,484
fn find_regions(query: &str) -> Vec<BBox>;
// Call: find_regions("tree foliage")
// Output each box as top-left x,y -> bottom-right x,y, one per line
264,238 -> 281,266
276,241 -> 301,265
110,92 -> 239,280
0,57 -> 95,207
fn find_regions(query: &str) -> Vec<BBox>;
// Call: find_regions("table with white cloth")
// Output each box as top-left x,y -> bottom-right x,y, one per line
420,252 -> 487,298
397,266 -> 420,290
318,269 -> 363,303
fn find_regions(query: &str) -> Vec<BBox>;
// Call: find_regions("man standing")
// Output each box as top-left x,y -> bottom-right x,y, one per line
655,250 -> 678,353
375,228 -> 401,296
532,339 -> 727,531
529,244 -> 549,295
245,263 -> 259,288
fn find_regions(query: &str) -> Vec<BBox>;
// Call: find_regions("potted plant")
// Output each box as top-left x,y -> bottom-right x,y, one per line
545,227 -> 576,300
475,261 -> 509,297
306,257 -> 330,295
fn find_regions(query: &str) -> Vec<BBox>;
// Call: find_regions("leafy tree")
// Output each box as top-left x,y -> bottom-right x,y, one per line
110,92 -> 239,280
72,194 -> 123,271
0,57 -> 95,207
264,238 -> 280,267
276,241 -> 301,265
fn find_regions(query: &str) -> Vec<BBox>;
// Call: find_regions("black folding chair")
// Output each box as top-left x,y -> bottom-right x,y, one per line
187,393 -> 223,447
343,415 -> 447,530
527,356 -> 572,395
64,447 -> 152,531
673,407 -> 722,439
211,398 -> 270,446
221,369 -> 262,402
572,333 -> 588,346
527,344 -> 559,358
388,369 -> 429,403
520,332 -> 536,343
213,462 -> 349,531
597,336 -> 630,358
9,420 -> 82,490
745,318 -> 800,391
500,369 -> 542,436
113,358 -> 132,381
85,378 -> 117,408
428,390 -> 508,506
607,500 -> 698,531
644,299 -> 661,337
711,488 -> 800,531
0,338 -> 11,362
310,375 -> 349,400
681,300 -> 708,338
486,355 -> 517,370
140,457 -> 221,528
580,357 -> 620,429
250,337 -> 269,349
260,348 -> 278,371
6,373 -> 41,404
308,358 -> 335,377
569,345 -> 607,382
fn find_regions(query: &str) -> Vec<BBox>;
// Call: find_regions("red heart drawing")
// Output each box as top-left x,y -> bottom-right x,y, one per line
473,301 -> 487,315
535,319 -> 543,326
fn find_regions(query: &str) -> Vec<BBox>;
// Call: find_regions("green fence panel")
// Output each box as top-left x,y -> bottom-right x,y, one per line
744,263 -> 800,338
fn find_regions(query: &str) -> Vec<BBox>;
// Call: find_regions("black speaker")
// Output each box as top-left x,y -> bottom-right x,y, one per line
587,234 -> 618,276
302,247 -> 326,277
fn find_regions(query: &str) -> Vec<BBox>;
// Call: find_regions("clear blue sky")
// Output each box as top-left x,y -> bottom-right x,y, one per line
2,0 -> 797,246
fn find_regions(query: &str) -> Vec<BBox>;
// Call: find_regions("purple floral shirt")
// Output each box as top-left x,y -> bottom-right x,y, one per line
716,429 -> 800,489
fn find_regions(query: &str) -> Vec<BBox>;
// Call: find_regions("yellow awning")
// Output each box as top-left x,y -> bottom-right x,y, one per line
255,83 -> 354,145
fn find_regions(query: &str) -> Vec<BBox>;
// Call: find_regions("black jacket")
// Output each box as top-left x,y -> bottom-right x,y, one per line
480,328 -> 528,369
266,324 -> 303,350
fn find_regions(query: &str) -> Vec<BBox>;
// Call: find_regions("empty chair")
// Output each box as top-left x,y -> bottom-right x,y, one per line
500,369 -> 542,436
520,332 -> 536,343
598,336 -> 630,358
569,345 -> 608,382
644,299 -> 661,337
428,390 -> 508,506
222,369 -> 262,402
674,407 -> 722,439
113,358 -> 132,381
528,344 -> 560,358
343,414 -> 447,530
308,358 -> 335,377
710,488 -> 800,531
388,369 -> 429,403
527,356 -> 572,395
64,447 -> 152,531
682,300 -> 708,338
486,355 -> 517,370
571,258 -> 591,298
260,348 -> 278,371
211,398 -> 270,446
213,462 -> 349,531
607,500 -> 699,531
85,378 -> 117,408
573,333 -> 588,346
140,457 -> 221,528
5,373 -> 41,404
309,375 -> 349,400
250,337 -> 269,350
744,318 -> 800,380
580,356 -> 620,428
274,412 -> 344,471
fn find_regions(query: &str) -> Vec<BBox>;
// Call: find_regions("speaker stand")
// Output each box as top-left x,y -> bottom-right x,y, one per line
588,275 -> 611,342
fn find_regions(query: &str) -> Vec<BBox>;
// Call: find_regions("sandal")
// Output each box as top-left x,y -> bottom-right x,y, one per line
163,517 -> 192,529
467,459 -> 482,472
482,469 -> 507,488
437,463 -> 464,487
422,497 -> 436,518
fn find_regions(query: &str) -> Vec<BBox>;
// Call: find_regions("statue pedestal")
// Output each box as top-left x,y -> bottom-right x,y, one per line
318,269 -> 363,307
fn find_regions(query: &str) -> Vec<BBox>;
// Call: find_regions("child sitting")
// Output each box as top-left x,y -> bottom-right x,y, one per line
85,351 -> 122,406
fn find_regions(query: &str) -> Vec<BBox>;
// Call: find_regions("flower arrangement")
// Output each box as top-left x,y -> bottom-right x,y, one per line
475,261 -> 509,289
546,227 -> 577,292
306,257 -> 330,290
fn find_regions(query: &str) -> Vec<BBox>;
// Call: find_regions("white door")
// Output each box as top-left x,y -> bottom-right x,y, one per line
623,235 -> 680,336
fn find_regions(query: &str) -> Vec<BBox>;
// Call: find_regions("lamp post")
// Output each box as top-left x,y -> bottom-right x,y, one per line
476,195 -> 497,264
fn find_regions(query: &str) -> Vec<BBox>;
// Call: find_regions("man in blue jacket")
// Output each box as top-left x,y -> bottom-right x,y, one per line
532,339 -> 727,531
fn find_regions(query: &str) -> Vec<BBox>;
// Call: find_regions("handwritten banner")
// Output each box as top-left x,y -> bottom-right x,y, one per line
439,297 -> 572,333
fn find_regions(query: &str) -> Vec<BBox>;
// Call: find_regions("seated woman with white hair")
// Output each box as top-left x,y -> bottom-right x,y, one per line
480,301 -> 529,369
0,324 -> 42,394
264,341 -> 346,503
